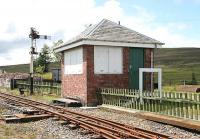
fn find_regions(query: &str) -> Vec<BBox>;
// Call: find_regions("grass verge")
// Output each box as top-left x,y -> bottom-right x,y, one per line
0,87 -> 59,103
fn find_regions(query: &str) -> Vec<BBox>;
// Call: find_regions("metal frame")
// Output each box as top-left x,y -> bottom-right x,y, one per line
139,68 -> 162,103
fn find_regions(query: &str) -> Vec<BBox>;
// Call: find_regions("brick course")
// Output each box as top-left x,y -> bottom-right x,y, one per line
86,46 -> 129,106
144,48 -> 153,90
61,46 -> 87,105
61,45 -> 153,106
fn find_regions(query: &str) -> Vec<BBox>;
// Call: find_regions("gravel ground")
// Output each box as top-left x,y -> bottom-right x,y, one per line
8,118 -> 91,139
67,107 -> 200,139
0,99 -> 91,139
1,98 -> 200,139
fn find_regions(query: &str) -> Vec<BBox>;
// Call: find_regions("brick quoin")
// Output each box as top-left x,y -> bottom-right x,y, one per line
61,45 -> 153,106
144,48 -> 153,90
61,46 -> 87,105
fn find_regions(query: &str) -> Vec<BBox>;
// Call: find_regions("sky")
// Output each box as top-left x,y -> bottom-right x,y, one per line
0,0 -> 200,66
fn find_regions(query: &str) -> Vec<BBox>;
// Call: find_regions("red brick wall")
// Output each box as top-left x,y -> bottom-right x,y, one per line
61,45 -> 153,106
144,48 -> 153,90
61,46 -> 88,105
86,46 -> 129,106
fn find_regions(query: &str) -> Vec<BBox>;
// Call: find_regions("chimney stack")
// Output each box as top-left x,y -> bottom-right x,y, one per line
118,21 -> 120,25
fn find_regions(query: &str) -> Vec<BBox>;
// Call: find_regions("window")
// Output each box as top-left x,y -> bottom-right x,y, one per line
64,47 -> 83,74
94,46 -> 123,74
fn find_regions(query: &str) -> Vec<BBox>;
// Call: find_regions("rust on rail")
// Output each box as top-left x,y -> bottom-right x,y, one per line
0,92 -> 171,139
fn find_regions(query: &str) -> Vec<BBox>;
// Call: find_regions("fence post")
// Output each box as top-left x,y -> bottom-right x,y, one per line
10,78 -> 16,90
139,69 -> 143,104
158,69 -> 162,99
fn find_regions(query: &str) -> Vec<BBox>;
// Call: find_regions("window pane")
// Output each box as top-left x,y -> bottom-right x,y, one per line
108,47 -> 122,73
64,51 -> 70,74
70,50 -> 77,65
76,47 -> 83,65
64,47 -> 83,74
94,46 -> 108,73
75,48 -> 83,73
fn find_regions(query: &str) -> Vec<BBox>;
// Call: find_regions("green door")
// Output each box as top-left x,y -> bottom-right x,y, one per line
129,48 -> 144,89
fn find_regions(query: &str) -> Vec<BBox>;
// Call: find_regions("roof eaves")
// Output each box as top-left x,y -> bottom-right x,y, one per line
53,38 -> 88,50
85,38 -> 164,45
54,39 -> 164,53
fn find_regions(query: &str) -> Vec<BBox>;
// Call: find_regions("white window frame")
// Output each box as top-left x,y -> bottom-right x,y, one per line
94,46 -> 123,74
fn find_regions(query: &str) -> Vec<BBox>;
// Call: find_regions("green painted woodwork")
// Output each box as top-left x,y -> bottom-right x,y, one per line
129,48 -> 144,89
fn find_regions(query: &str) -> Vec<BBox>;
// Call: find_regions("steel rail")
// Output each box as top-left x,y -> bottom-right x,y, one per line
0,92 -> 169,139
0,93 -> 123,139
0,93 -> 149,139
0,92 -> 171,139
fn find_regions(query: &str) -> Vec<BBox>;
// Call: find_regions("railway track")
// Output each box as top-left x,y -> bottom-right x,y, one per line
0,92 -> 171,139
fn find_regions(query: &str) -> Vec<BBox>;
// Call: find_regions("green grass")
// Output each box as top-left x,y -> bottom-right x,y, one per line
154,48 -> 200,85
28,94 -> 59,103
0,87 -> 59,103
35,72 -> 53,80
163,86 -> 177,92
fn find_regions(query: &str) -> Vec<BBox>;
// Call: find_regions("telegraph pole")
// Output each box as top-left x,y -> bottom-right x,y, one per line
29,28 -> 50,95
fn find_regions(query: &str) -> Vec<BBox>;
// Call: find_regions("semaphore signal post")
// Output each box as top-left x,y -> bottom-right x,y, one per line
29,28 -> 50,95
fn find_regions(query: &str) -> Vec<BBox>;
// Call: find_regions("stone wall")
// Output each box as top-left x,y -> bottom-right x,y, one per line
0,73 -> 29,88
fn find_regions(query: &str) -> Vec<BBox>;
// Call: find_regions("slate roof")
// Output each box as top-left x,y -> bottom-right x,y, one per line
55,19 -> 163,50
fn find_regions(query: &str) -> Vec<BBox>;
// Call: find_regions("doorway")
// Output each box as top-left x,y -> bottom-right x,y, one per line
129,48 -> 144,89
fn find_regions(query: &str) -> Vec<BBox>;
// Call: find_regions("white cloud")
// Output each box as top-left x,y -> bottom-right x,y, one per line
0,0 -> 125,66
0,0 -> 199,66
117,6 -> 200,48
0,47 -> 30,66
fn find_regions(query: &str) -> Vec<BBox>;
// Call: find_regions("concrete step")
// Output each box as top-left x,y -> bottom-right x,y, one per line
52,98 -> 82,107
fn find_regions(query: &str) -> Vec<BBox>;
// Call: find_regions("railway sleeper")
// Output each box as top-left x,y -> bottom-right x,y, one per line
0,93 -> 171,139
57,110 -> 65,114
57,120 -> 70,126
23,110 -> 40,115
90,134 -> 105,139
52,117 -> 60,121
80,130 -> 93,135
68,123 -> 79,130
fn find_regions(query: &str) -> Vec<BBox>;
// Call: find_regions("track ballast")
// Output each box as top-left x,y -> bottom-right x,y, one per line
0,92 -> 171,139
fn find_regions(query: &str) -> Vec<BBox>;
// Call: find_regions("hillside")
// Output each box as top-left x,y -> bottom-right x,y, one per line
0,62 -> 60,73
0,64 -> 29,73
154,48 -> 200,67
1,48 -> 200,85
154,48 -> 200,85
